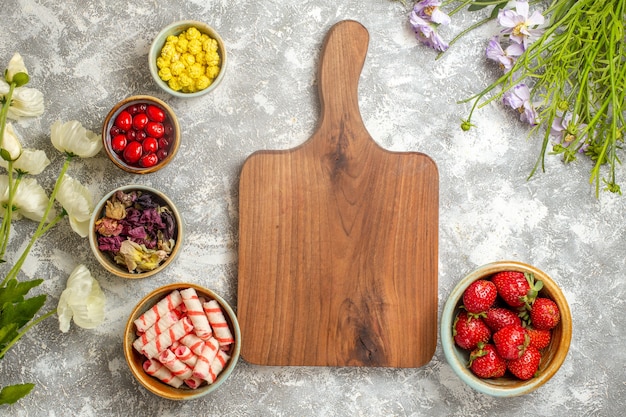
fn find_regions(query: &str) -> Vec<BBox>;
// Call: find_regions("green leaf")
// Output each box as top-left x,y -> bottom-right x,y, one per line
0,295 -> 47,330
468,4 -> 489,11
0,323 -> 18,352
0,278 -> 44,305
0,383 -> 35,405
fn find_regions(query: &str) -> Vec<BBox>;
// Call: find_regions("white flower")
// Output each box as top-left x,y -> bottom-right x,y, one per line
1,123 -> 23,162
57,264 -> 106,333
55,175 -> 93,237
51,120 -> 101,158
0,79 -> 45,120
5,53 -> 29,86
0,148 -> 50,175
0,175 -> 53,222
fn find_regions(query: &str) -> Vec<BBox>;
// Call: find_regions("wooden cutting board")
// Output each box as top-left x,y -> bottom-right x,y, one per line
237,20 -> 439,368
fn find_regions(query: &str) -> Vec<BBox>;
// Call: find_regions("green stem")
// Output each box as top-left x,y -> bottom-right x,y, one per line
0,309 -> 56,359
0,81 -> 16,149
1,155 -> 72,286
0,172 -> 22,258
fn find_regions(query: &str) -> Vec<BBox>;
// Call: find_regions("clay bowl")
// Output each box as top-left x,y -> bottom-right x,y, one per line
102,95 -> 180,174
123,283 -> 241,400
89,185 -> 183,279
149,20 -> 227,98
441,260 -> 572,397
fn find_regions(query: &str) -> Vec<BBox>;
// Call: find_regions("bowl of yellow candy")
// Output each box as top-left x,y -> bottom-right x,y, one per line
149,20 -> 226,98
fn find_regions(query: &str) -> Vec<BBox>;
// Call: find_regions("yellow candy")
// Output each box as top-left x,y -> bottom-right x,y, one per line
158,68 -> 172,81
157,26 -> 222,93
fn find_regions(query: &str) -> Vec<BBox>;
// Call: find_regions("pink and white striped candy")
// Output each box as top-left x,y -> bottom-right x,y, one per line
133,310 -> 181,353
180,288 -> 213,340
142,316 -> 194,359
143,358 -> 184,388
203,300 -> 235,347
206,350 -> 231,384
134,290 -> 183,333
191,338 -> 220,380
174,345 -> 198,368
158,349 -> 194,380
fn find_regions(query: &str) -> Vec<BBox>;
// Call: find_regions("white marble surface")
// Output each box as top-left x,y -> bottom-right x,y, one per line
1,0 -> 624,416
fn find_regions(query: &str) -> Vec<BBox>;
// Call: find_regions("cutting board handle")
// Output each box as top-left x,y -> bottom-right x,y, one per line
315,20 -> 370,144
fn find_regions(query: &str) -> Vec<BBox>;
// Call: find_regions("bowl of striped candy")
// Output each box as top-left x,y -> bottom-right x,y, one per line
123,283 -> 241,400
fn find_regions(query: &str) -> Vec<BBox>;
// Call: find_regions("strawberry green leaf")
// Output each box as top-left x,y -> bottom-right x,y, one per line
0,383 -> 35,405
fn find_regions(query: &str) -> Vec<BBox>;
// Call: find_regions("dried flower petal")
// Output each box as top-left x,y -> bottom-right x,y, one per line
115,239 -> 168,273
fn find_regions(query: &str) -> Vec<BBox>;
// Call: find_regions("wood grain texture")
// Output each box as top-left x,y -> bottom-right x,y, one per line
237,20 -> 439,367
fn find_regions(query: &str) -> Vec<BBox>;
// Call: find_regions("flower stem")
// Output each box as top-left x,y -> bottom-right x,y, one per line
0,155 -> 72,286
0,81 -> 16,149
0,309 -> 56,359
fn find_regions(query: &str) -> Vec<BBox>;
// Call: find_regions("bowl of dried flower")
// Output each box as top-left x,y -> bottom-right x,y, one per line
88,185 -> 183,279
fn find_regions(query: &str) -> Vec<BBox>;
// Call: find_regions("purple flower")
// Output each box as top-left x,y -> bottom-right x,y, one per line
550,113 -> 589,152
485,36 -> 525,72
502,84 -> 539,126
410,13 -> 449,52
498,1 -> 545,47
413,0 -> 451,25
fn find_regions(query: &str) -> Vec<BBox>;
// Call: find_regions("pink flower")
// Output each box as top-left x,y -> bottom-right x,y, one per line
502,84 -> 539,126
413,0 -> 451,25
498,1 -> 545,47
409,14 -> 449,52
485,36 -> 525,72
550,113 -> 589,152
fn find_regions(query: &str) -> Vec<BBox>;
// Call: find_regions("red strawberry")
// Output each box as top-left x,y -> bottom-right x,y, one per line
492,324 -> 529,360
453,311 -> 491,350
468,343 -> 507,379
463,279 -> 498,314
508,345 -> 542,380
491,271 -> 542,308
483,307 -> 522,332
527,327 -> 552,350
530,297 -> 560,330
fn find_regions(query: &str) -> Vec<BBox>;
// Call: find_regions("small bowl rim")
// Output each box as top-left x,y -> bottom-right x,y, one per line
102,95 -> 181,174
148,19 -> 227,98
441,260 -> 572,397
89,184 -> 183,279
123,282 -> 241,400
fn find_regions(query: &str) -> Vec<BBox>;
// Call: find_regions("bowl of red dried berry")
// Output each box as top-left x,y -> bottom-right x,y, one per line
89,185 -> 183,279
441,260 -> 572,397
102,95 -> 180,174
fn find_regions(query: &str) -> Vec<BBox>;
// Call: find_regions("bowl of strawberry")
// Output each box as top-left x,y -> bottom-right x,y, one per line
441,261 -> 572,397
102,95 -> 180,174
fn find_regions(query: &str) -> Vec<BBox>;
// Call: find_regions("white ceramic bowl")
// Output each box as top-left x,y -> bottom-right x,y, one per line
149,20 -> 227,98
